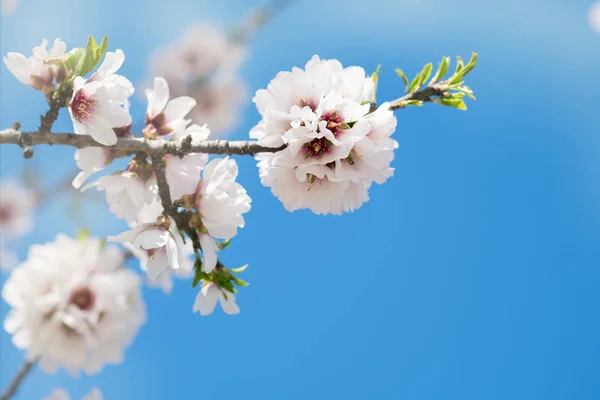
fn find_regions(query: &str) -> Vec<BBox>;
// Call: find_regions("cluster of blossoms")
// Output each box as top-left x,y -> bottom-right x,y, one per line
2,235 -> 145,375
45,388 -> 102,400
0,180 -> 35,270
0,14 -> 482,397
250,55 -> 398,215
145,24 -> 248,135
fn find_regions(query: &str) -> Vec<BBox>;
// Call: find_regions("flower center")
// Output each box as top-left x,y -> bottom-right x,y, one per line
68,286 -> 95,311
302,137 -> 334,159
321,111 -> 345,137
71,92 -> 97,122
0,205 -> 14,223
298,99 -> 317,112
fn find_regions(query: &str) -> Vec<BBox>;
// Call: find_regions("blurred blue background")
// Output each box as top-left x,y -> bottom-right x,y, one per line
1,0 -> 600,399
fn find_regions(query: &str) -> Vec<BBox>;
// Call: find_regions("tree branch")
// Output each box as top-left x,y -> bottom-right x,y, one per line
0,128 -> 287,158
0,360 -> 36,400
389,84 -> 447,110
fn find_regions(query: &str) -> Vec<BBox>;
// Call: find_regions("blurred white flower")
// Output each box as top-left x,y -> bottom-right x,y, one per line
187,77 -> 248,135
589,1 -> 600,33
1,0 -> 17,14
193,281 -> 240,316
144,23 -> 248,136
44,388 -> 103,400
3,38 -> 67,92
250,55 -> 398,215
0,180 -> 35,270
194,157 -> 251,273
2,235 -> 146,376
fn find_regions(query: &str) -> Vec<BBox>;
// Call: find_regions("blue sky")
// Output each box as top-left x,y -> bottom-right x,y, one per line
1,0 -> 600,399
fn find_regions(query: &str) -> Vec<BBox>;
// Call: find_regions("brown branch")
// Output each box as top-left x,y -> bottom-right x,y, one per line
0,360 -> 36,400
0,128 -> 287,158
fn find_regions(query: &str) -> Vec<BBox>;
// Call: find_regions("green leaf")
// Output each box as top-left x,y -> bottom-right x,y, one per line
74,36 -> 107,77
232,276 -> 249,287
448,71 -> 465,86
220,280 -> 235,294
455,56 -> 465,73
436,97 -> 467,110
219,239 -> 231,250
408,75 -> 420,93
419,63 -> 433,86
433,56 -> 450,83
96,36 -> 108,62
370,64 -> 382,103
230,264 -> 249,274
460,52 -> 478,76
64,49 -> 83,72
395,68 -> 409,90
192,259 -> 203,288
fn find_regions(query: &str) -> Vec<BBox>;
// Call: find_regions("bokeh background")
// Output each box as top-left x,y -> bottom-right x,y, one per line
1,0 -> 600,398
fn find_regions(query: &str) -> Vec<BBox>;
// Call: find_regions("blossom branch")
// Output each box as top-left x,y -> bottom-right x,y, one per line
0,360 -> 36,400
0,128 -> 287,158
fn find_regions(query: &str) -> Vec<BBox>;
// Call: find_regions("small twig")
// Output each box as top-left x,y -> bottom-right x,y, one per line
0,359 -> 36,400
389,84 -> 448,111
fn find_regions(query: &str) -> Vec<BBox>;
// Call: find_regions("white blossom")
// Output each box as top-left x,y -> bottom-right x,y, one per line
72,147 -> 112,189
124,240 -> 194,294
108,217 -> 187,285
0,180 -> 35,270
3,38 -> 67,92
194,157 -> 251,273
82,171 -> 152,223
88,50 -> 134,100
2,235 -> 146,376
249,55 -> 398,215
193,281 -> 240,316
144,77 -> 196,138
68,50 -> 133,146
44,388 -> 103,400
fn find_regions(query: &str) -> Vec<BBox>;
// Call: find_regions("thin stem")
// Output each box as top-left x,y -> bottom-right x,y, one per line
0,360 -> 36,400
389,84 -> 447,111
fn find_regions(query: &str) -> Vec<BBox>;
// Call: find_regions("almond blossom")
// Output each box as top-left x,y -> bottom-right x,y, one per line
68,50 -> 133,146
144,76 -> 197,138
3,38 -> 67,92
108,216 -> 187,285
194,157 -> 251,273
193,281 -> 240,316
72,147 -> 113,189
2,234 -> 146,376
82,171 -> 153,223
0,180 -> 35,270
249,55 -> 398,215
